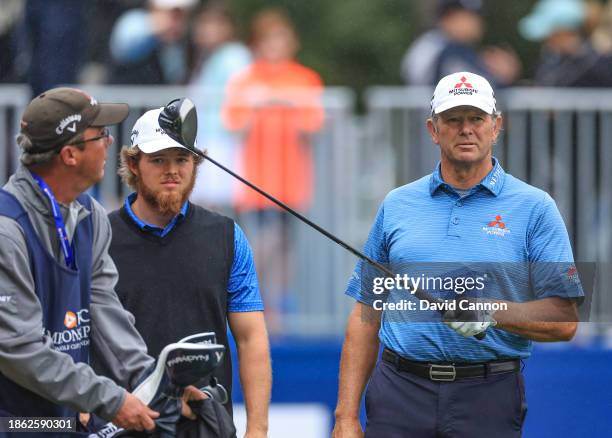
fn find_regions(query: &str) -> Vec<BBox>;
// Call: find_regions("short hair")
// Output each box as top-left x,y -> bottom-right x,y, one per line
118,145 -> 204,191
17,133 -> 85,167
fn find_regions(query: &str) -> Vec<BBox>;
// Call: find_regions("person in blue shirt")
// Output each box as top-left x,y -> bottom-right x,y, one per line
108,107 -> 271,438
332,72 -> 582,438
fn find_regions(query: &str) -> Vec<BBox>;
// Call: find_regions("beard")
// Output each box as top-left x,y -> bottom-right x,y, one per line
138,167 -> 198,217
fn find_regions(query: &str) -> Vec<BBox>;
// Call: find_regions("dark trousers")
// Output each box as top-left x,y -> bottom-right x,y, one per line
364,360 -> 528,438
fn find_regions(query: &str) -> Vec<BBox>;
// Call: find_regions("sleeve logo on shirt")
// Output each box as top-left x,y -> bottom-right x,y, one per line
482,215 -> 511,236
566,265 -> 581,285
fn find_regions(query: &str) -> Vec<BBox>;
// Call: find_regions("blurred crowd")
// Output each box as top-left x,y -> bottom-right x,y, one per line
1,0 -> 325,333
1,0 -> 611,94
402,0 -> 612,87
1,0 -> 611,332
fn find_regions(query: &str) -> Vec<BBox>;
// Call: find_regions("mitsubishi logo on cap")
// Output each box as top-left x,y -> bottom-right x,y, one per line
448,74 -> 479,97
431,71 -> 496,116
454,76 -> 473,89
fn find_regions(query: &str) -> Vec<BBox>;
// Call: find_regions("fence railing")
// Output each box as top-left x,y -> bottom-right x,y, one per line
0,85 -> 361,336
1,85 -> 611,335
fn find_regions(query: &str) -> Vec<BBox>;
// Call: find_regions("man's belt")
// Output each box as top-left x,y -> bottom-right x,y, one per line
382,348 -> 520,382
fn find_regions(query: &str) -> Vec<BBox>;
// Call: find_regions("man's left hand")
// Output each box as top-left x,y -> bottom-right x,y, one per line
181,385 -> 207,419
444,319 -> 495,337
442,299 -> 497,337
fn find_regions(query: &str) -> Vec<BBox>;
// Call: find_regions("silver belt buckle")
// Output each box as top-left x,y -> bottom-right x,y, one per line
429,364 -> 456,382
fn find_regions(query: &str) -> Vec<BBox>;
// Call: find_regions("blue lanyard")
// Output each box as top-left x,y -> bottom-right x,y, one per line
30,171 -> 76,269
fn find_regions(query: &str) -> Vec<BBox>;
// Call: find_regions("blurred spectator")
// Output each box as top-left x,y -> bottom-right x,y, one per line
17,0 -> 85,95
79,0 -> 144,85
223,9 -> 324,332
590,0 -> 612,54
0,0 -> 23,83
109,0 -> 198,84
401,0 -> 520,87
188,1 -> 251,212
519,0 -> 612,87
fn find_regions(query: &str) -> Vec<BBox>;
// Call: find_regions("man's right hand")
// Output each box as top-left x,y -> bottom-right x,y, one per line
332,418 -> 364,438
112,392 -> 159,432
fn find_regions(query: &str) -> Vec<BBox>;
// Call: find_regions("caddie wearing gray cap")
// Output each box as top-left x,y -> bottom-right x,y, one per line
0,88 -> 202,435
332,72 -> 582,438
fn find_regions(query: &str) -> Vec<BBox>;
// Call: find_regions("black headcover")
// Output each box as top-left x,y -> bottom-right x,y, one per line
158,98 -> 199,151
89,339 -> 227,438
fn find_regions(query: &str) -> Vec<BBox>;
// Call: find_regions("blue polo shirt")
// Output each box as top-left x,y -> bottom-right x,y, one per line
346,159 -> 583,362
124,193 -> 264,312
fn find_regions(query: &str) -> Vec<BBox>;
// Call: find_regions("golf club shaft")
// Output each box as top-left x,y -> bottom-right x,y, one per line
200,152 -> 485,339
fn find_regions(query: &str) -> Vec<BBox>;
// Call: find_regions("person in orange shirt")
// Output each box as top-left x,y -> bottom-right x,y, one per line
223,8 -> 324,331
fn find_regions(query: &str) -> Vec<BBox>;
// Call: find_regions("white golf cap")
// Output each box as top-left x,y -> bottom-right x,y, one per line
430,72 -> 496,115
130,107 -> 194,154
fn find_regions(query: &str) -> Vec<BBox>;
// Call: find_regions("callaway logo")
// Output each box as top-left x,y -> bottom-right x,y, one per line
56,114 -> 82,134
167,354 -> 209,367
449,76 -> 478,97
130,129 -> 139,145
482,215 -> 511,237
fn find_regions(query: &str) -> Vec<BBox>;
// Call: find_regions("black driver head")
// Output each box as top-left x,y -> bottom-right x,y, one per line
158,98 -> 198,151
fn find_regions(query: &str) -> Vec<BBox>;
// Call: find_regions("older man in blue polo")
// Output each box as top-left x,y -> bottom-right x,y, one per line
332,72 -> 582,438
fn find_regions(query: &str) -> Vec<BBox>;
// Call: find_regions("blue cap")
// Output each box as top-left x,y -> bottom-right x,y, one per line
519,0 -> 585,41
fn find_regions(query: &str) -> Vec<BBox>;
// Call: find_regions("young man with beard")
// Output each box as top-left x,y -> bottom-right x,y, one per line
108,108 -> 271,438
